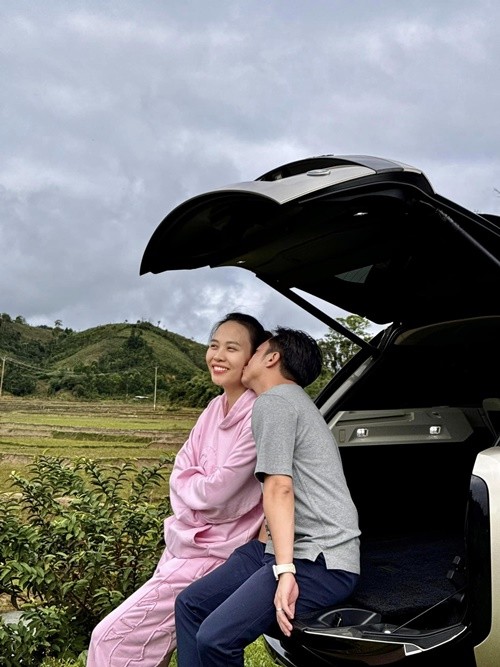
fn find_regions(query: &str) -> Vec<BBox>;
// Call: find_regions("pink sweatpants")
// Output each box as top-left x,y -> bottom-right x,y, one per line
86,548 -> 225,667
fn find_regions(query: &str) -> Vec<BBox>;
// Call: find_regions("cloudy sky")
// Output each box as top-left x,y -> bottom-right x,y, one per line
2,0 -> 500,343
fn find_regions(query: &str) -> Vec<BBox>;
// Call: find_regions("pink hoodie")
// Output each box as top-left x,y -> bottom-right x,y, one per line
165,389 -> 263,560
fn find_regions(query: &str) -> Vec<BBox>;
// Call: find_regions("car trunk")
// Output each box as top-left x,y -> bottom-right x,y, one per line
274,317 -> 500,663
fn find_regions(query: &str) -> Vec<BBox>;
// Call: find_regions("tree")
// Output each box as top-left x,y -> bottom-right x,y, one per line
319,315 -> 372,375
167,372 -> 221,407
3,361 -> 37,396
306,315 -> 372,398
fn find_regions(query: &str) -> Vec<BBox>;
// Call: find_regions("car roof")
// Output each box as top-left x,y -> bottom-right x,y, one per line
141,154 -> 500,327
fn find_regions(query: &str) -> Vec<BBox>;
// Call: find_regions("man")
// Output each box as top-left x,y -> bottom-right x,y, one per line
175,327 -> 361,667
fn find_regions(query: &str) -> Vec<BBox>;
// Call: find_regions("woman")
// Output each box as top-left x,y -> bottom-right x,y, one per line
86,312 -> 269,667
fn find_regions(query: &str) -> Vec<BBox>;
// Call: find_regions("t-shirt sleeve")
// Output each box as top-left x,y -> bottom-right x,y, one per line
253,393 -> 298,482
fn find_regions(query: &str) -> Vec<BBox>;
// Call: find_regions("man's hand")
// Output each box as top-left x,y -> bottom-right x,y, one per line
274,572 -> 299,636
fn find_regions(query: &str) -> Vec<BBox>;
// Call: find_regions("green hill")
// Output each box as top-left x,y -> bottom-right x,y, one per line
0,314 -> 218,405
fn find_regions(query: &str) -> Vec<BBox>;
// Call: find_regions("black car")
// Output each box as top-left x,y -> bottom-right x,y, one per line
141,154 -> 500,666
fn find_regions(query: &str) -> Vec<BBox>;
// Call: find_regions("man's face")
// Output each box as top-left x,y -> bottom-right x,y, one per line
241,342 -> 270,390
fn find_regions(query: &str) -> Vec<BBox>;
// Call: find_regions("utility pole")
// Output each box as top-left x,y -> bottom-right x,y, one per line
0,357 -> 5,398
153,365 -> 158,411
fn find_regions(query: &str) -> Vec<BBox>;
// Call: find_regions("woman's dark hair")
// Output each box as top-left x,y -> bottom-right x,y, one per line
210,312 -> 270,353
266,326 -> 323,387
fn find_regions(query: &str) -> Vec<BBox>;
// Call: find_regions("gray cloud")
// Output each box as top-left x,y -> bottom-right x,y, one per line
1,0 -> 500,342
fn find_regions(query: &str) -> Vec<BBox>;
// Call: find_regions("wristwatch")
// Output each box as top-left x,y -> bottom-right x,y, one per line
272,563 -> 296,580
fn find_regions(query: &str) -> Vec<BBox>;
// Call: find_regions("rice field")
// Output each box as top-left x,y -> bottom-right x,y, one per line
0,396 -> 200,493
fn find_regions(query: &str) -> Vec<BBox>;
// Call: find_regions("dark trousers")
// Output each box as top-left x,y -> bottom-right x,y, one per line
175,539 -> 358,667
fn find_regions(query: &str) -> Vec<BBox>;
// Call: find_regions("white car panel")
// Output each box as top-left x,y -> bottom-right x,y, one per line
472,447 -> 500,667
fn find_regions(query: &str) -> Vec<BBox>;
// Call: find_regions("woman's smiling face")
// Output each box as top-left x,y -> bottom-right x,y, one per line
206,321 -> 253,392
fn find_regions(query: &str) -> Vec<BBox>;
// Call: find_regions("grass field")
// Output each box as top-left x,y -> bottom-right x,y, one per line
0,396 -> 279,667
0,396 -> 201,493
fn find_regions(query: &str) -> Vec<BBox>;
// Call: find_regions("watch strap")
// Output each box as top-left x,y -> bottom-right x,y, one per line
273,563 -> 296,580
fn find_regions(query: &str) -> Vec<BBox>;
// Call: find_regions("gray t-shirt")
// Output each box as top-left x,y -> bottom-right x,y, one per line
253,383 -> 360,574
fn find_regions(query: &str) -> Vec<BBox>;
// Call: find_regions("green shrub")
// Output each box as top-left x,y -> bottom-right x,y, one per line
0,455 -> 173,665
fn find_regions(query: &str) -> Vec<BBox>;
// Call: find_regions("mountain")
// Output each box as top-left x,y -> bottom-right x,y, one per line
0,314 -> 212,402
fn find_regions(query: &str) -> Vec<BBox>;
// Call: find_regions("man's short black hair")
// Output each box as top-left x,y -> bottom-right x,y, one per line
266,327 -> 322,387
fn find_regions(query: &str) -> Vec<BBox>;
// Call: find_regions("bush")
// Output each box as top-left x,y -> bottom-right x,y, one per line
0,455 -> 174,665
167,372 -> 221,407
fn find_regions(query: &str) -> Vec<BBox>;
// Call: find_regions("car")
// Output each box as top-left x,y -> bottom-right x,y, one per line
140,154 -> 500,666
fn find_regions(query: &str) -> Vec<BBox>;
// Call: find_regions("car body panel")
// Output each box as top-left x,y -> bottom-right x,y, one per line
471,448 -> 500,667
141,155 -> 500,328
198,164 -> 377,205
